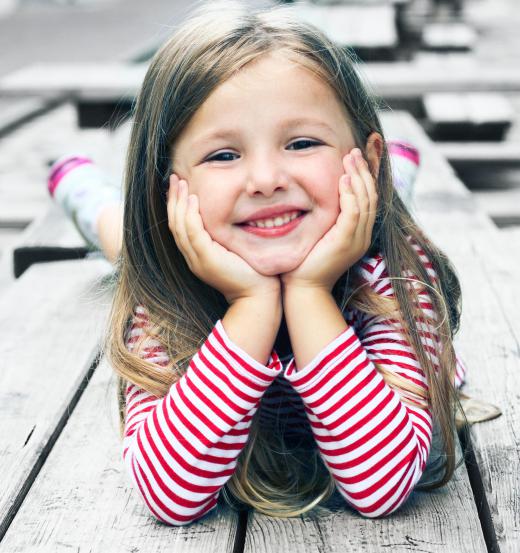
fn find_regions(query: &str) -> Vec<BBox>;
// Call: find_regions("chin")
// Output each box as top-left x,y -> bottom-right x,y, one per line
248,255 -> 304,277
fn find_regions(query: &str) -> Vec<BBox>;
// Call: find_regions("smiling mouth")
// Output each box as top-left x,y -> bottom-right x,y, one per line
238,210 -> 303,228
237,211 -> 307,237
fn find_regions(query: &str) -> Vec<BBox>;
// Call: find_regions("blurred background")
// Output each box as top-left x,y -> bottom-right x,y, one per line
0,0 -> 519,288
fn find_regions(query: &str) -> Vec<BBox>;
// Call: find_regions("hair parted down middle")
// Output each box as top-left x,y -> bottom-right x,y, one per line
106,0 -> 467,518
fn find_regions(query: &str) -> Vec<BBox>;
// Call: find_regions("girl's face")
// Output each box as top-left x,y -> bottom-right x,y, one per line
172,51 -> 358,276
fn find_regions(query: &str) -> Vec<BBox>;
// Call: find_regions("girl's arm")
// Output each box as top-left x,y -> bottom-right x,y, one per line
282,251 -> 442,519
123,295 -> 282,526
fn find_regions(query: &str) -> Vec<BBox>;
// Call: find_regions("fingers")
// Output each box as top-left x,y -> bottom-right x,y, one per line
352,149 -> 378,233
167,174 -> 198,266
341,148 -> 378,246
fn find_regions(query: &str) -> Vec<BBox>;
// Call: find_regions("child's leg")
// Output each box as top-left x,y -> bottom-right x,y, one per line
48,155 -> 123,264
97,202 -> 123,264
387,139 -> 420,209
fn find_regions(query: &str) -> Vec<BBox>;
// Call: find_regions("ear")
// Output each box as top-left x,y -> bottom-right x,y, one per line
365,132 -> 384,180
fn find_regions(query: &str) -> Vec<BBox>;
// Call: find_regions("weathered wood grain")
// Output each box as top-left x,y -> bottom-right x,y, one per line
4,58 -> 520,102
0,259 -> 113,542
11,203 -> 89,278
384,112 -> 520,552
427,229 -> 520,553
0,355 -> 241,553
246,462 -> 484,553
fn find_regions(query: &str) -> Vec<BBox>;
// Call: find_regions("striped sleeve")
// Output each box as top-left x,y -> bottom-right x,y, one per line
122,306 -> 283,526
282,248 -> 456,518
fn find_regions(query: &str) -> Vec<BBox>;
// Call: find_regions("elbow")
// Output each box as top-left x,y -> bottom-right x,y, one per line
145,501 -> 218,527
352,502 -> 403,520
149,511 -> 197,527
345,487 -> 413,520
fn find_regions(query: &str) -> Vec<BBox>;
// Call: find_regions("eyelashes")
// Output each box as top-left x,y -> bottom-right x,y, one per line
204,139 -> 323,163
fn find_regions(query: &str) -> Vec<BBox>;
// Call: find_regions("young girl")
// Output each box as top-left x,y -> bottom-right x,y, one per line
48,1 -> 471,524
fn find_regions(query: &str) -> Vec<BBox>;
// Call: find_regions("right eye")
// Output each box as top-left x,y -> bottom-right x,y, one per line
205,151 -> 239,162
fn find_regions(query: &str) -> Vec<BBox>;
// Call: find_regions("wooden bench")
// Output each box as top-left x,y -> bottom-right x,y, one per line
0,98 -> 64,139
421,22 -> 477,52
3,56 -> 520,128
0,250 -> 486,550
436,141 -> 520,170
423,92 -> 514,141
11,204 -> 89,279
295,2 -> 399,61
0,111 -> 517,551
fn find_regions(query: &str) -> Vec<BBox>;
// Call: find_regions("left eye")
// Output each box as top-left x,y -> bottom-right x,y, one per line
206,151 -> 239,162
287,139 -> 321,150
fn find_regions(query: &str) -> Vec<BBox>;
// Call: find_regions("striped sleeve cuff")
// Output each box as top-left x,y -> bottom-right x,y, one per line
283,325 -> 361,392
213,319 -> 283,385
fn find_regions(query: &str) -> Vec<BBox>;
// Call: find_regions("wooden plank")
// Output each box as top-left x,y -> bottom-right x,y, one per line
246,460 -> 485,552
3,58 -> 520,102
418,229 -> 520,553
0,63 -> 147,100
295,4 -> 397,48
436,141 -> 520,169
472,187 -> 520,226
382,112 -> 520,552
12,204 -> 89,278
421,22 -> 477,52
0,98 -> 63,138
0,356 -> 241,552
423,93 -> 514,141
0,259 -> 113,541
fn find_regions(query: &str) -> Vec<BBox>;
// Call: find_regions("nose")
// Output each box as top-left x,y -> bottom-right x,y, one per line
245,151 -> 289,197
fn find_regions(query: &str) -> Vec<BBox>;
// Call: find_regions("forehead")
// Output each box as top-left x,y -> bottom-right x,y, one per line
178,50 -> 352,139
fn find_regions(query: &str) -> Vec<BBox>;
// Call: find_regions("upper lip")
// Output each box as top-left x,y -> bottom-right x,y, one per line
237,205 -> 307,224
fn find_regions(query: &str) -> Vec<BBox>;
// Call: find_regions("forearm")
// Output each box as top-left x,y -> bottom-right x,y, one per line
124,306 -> 284,526
222,292 -> 282,366
283,286 -> 348,370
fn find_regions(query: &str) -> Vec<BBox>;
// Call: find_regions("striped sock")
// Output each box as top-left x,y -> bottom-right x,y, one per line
48,155 -> 122,250
387,139 -> 420,209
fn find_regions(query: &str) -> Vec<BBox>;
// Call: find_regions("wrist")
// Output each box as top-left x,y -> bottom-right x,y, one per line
223,291 -> 282,366
230,289 -> 282,316
227,281 -> 282,307
283,283 -> 332,303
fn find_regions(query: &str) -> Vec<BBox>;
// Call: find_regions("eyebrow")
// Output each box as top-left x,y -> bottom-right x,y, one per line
196,117 -> 336,144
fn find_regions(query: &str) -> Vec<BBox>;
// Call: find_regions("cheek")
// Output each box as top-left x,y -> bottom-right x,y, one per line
303,162 -> 343,223
197,190 -> 234,241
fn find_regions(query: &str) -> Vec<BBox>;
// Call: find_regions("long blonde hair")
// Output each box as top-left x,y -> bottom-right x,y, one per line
107,0 -> 466,518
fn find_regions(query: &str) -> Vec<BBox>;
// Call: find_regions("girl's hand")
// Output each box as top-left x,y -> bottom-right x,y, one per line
281,148 -> 378,293
167,174 -> 281,305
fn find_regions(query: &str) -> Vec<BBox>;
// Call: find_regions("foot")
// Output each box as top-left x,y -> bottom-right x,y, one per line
387,139 -> 420,209
47,154 -> 121,250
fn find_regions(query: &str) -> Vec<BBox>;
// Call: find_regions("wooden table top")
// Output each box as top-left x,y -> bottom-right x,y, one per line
0,111 -> 517,552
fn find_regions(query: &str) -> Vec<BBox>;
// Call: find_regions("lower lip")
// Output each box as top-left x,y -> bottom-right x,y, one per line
238,213 -> 306,237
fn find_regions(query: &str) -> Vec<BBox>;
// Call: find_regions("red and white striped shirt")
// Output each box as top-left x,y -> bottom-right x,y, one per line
121,248 -> 467,525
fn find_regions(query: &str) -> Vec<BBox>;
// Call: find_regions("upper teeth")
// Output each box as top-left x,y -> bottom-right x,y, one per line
246,211 -> 301,228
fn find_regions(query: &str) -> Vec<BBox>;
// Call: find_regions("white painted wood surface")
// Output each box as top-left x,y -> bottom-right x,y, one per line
0,111 -> 517,551
295,3 -> 397,47
0,357 -> 241,553
382,111 -> 520,552
246,463 -> 484,552
436,142 -> 520,166
4,58 -> 520,100
0,259 -> 113,541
